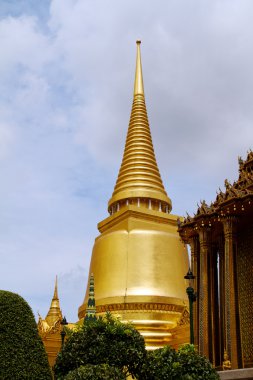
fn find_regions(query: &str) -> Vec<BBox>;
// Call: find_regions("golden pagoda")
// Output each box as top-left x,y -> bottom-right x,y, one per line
78,41 -> 189,349
38,277 -> 63,367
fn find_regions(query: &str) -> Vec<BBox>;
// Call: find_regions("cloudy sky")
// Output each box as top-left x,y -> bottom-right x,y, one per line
0,0 -> 252,322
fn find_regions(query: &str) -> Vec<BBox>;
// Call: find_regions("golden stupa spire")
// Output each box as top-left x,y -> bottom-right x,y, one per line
108,41 -> 172,213
45,276 -> 62,326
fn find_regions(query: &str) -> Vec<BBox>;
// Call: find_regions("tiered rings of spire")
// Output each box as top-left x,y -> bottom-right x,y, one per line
108,41 -> 172,215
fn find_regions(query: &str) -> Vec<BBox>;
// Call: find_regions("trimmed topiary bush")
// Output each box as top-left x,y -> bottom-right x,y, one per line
0,290 -> 52,380
54,313 -> 146,379
64,364 -> 126,380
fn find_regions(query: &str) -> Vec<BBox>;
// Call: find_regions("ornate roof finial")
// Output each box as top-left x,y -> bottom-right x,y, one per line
108,41 -> 172,213
85,273 -> 96,321
224,179 -> 231,191
238,155 -> 243,167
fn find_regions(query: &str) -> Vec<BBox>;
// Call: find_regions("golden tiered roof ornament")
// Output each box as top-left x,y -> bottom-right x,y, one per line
37,276 -> 63,367
38,276 -> 63,336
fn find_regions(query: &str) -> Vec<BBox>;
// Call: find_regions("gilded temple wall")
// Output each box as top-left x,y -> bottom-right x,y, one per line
237,221 -> 253,367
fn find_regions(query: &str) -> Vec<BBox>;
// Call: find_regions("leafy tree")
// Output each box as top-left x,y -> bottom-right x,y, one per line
54,313 -> 146,379
0,290 -> 52,380
140,344 -> 219,380
64,364 -> 126,380
140,345 -> 180,380
177,344 -> 219,380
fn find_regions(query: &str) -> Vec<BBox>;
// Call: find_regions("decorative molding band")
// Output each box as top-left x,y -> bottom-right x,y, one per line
96,302 -> 185,314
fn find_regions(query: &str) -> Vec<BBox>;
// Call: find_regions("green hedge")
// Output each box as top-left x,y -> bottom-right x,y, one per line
0,290 -> 52,380
64,364 -> 126,380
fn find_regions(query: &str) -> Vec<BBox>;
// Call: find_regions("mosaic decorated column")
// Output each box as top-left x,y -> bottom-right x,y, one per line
198,228 -> 211,358
209,243 -> 220,366
218,233 -> 225,367
189,235 -> 199,348
222,217 -> 242,369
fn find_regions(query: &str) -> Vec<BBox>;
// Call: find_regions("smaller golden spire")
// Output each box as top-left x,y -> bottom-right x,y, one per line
134,41 -> 144,96
45,276 -> 62,326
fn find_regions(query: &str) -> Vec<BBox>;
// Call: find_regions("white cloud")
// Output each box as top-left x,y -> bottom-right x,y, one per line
0,15 -> 53,74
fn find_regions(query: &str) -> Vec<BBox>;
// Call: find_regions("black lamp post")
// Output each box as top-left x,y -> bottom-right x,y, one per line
60,316 -> 68,348
184,269 -> 197,345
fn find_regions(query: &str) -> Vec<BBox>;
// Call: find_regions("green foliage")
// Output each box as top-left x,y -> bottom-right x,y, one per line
140,344 -> 219,380
54,313 -> 146,379
64,364 -> 126,380
140,345 -> 180,380
0,290 -> 52,380
177,344 -> 219,380
54,313 -> 219,380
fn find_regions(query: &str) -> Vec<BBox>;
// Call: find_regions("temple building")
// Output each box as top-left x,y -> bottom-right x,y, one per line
178,151 -> 253,370
78,41 -> 189,349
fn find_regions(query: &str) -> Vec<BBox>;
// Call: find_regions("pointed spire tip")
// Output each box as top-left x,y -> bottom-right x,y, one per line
53,275 -> 58,299
134,40 -> 144,96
